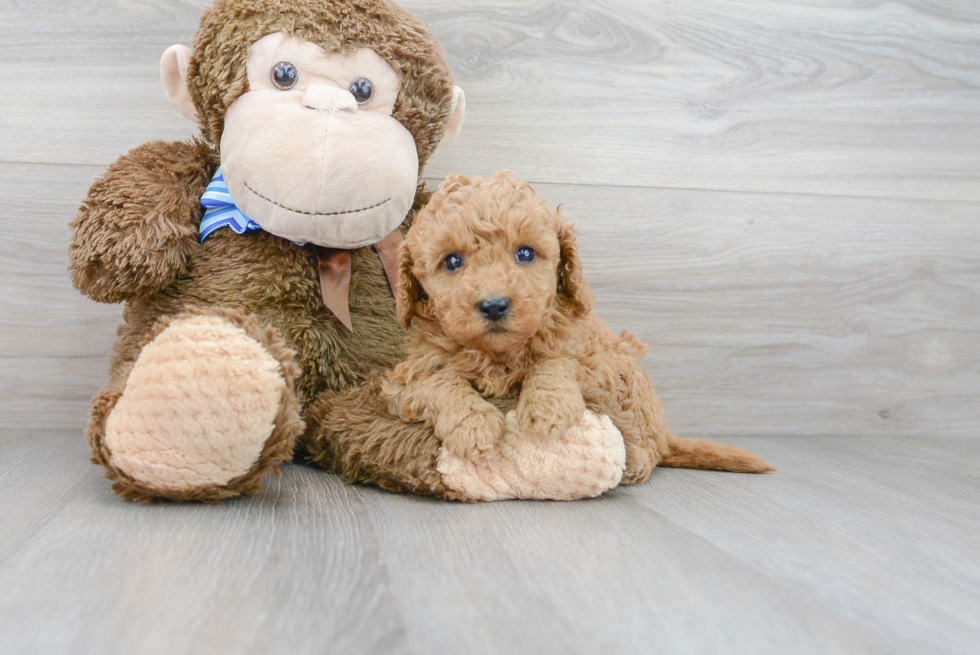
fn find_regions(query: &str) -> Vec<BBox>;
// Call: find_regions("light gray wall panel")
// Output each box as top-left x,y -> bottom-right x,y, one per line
0,0 -> 977,437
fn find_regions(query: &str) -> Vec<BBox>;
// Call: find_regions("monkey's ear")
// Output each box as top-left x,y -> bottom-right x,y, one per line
395,243 -> 427,329
434,87 -> 465,154
557,221 -> 594,318
160,45 -> 198,121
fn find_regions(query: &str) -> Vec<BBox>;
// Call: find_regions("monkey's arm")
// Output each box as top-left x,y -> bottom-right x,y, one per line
69,139 -> 218,303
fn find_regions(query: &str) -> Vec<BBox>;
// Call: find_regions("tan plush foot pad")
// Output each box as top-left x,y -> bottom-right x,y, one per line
103,315 -> 289,497
437,411 -> 626,501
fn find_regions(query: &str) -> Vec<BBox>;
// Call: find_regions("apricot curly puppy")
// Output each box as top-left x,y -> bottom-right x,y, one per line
384,172 -> 773,482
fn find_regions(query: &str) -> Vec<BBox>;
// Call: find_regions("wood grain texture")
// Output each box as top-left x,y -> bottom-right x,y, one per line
0,432 -> 413,655
0,1 -> 979,435
1,430 -> 978,654
3,158 -> 977,437
2,2 -> 979,654
2,0 -> 980,200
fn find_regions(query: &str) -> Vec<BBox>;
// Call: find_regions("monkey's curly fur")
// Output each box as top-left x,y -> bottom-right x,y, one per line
68,0 -> 461,502
384,172 -> 774,480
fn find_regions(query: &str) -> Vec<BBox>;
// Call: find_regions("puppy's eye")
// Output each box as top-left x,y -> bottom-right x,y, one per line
349,78 -> 373,104
443,253 -> 464,273
272,62 -> 298,90
515,246 -> 535,263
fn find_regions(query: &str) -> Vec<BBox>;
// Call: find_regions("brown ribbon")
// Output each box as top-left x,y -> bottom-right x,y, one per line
315,229 -> 403,332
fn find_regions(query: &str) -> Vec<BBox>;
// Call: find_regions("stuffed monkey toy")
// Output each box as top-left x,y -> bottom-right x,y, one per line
69,0 -> 627,503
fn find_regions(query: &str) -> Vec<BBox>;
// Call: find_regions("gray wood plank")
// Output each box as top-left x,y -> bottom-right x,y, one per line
3,431 -> 978,654
0,432 -> 413,655
628,435 -> 980,655
3,160 -> 976,438
0,431 -> 94,564
2,0 -> 978,437
355,478 -> 897,655
2,1 -> 979,201
422,0 -> 980,201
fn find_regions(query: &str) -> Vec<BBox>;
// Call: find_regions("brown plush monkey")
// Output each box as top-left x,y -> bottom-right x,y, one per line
69,0 -> 626,503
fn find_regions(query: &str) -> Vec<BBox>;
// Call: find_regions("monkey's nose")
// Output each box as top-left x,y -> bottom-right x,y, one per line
477,297 -> 511,322
303,85 -> 357,112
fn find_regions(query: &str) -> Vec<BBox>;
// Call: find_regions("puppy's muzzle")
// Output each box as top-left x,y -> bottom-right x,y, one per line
477,296 -> 511,322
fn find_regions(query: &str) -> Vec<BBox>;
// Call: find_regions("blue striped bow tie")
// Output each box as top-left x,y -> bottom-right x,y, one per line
199,167 -> 263,242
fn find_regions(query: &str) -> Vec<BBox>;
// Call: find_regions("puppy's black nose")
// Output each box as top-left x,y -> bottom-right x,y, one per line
477,297 -> 511,322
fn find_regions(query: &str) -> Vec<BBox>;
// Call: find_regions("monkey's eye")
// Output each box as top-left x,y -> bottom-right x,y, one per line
272,62 -> 298,90
515,246 -> 536,263
443,253 -> 464,273
349,78 -> 373,104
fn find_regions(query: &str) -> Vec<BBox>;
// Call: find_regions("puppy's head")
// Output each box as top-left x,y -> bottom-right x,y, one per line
397,172 -> 593,353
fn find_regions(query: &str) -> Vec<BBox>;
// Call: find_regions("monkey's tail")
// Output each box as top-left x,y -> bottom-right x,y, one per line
659,433 -> 775,473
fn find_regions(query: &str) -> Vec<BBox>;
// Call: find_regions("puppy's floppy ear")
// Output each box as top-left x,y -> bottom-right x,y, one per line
395,242 -> 427,328
556,221 -> 594,318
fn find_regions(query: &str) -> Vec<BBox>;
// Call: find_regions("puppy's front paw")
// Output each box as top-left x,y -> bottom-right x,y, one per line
442,409 -> 506,460
516,390 -> 586,441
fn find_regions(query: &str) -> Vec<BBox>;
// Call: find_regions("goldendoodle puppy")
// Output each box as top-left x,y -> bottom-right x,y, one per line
384,172 -> 773,483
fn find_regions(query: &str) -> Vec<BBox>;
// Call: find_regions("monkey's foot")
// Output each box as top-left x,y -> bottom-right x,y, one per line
91,310 -> 304,502
436,410 -> 626,501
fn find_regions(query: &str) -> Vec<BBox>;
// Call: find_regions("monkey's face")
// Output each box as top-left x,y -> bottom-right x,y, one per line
219,32 -> 419,248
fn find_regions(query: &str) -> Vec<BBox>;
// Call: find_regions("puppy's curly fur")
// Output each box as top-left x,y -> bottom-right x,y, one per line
385,172 -> 773,481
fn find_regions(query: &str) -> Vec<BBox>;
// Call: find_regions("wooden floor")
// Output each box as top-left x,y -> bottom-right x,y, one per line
1,431 -> 977,654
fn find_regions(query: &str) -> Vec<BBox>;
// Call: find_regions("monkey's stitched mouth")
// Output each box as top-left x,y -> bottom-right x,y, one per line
244,182 -> 391,217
